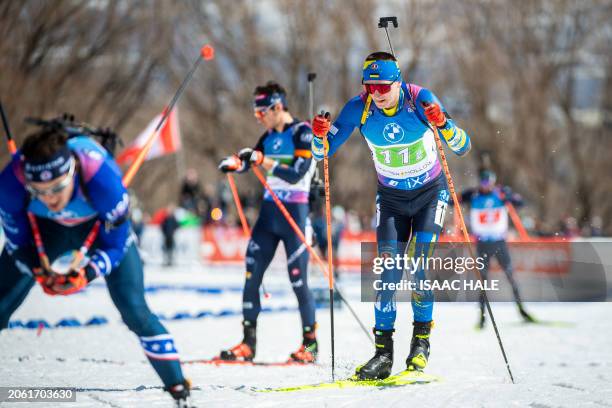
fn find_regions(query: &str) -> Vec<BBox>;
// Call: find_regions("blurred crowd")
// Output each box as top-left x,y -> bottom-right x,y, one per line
127,168 -> 606,266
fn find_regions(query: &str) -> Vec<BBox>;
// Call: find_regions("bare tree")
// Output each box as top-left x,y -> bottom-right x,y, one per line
1,0 -> 610,232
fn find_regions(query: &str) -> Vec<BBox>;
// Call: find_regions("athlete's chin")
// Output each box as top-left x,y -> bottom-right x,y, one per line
373,99 -> 392,109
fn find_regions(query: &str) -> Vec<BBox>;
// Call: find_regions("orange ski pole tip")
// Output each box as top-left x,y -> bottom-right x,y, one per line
7,139 -> 17,155
200,44 -> 215,60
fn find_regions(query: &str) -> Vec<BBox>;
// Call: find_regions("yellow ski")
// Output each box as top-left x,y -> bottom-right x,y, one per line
261,369 -> 440,392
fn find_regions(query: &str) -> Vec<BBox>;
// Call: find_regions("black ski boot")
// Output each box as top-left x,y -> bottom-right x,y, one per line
219,320 -> 256,361
289,325 -> 318,363
165,379 -> 195,408
406,321 -> 432,371
355,329 -> 394,380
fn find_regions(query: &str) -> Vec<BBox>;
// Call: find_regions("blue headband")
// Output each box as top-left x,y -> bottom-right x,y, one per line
253,92 -> 286,109
362,59 -> 401,82
24,147 -> 74,182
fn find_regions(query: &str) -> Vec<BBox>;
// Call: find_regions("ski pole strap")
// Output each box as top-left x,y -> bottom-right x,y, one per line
27,211 -> 50,270
360,95 -> 372,125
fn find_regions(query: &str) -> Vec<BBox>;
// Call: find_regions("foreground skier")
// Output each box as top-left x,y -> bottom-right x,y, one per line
0,125 -> 193,407
218,82 -> 318,363
311,52 -> 471,379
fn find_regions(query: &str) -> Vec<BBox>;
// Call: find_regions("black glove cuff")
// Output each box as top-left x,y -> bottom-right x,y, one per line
84,265 -> 98,282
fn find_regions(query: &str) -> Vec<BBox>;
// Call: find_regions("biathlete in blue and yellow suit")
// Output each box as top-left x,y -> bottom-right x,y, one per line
311,52 -> 471,379
218,82 -> 318,363
0,126 -> 191,404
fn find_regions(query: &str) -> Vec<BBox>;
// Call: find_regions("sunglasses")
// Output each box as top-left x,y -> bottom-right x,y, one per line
253,103 -> 277,119
26,160 -> 75,197
364,83 -> 394,95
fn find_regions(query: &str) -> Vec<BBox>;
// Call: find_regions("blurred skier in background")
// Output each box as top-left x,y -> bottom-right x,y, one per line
461,169 -> 535,328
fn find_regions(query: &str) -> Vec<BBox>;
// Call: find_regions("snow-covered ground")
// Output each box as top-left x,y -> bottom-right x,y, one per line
1,261 -> 611,408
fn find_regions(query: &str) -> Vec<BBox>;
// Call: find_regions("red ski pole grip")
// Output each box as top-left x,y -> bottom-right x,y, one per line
201,44 -> 215,60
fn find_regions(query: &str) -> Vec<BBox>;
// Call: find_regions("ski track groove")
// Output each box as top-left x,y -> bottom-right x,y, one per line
86,393 -> 125,408
529,404 -> 555,408
552,382 -> 586,392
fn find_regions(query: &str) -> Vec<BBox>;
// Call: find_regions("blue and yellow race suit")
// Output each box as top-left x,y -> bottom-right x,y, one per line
314,82 -> 470,329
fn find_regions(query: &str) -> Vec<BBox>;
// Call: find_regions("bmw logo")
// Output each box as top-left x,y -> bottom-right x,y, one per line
383,123 -> 405,143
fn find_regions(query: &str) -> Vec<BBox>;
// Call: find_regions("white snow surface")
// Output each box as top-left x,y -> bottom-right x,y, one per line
1,262 -> 611,408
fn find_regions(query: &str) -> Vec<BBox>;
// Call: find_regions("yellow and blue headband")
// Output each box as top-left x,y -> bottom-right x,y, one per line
362,59 -> 401,83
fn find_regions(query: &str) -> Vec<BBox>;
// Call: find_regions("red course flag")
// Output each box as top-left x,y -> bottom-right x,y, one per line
116,108 -> 181,166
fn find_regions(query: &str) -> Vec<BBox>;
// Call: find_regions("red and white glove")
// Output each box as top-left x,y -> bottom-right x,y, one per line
311,112 -> 331,161
33,268 -> 58,296
34,267 -> 93,296
50,268 -> 91,296
422,102 -> 447,128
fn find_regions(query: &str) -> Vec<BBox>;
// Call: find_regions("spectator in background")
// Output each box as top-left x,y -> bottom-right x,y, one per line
216,179 -> 232,215
534,220 -> 555,237
179,168 -> 210,220
589,216 -> 603,237
202,183 -> 218,224
161,204 -> 180,267
129,190 -> 146,245
560,216 -> 580,238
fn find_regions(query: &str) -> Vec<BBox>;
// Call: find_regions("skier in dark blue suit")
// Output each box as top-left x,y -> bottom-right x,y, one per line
218,82 -> 318,364
0,125 -> 191,406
